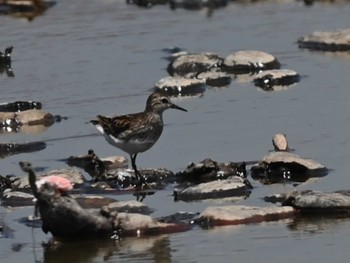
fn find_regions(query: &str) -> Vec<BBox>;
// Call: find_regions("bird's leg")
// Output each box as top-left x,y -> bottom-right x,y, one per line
130,154 -> 150,189
130,154 -> 142,186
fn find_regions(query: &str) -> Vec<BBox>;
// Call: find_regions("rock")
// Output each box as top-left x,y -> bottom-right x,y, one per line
223,50 -> 280,73
153,76 -> 206,97
0,0 -> 56,20
106,200 -> 153,214
74,195 -> 118,209
0,141 -> 46,158
283,190 -> 350,214
13,167 -> 85,190
0,109 -> 55,129
126,0 -> 168,8
173,176 -> 252,201
251,152 -> 328,184
197,70 -> 232,87
0,46 -> 12,64
167,52 -> 223,77
197,205 -> 295,227
1,189 -> 34,207
263,193 -> 288,204
298,28 -> 350,51
169,0 -> 228,12
114,212 -> 191,237
253,69 -> 300,90
157,211 -> 199,224
272,133 -> 289,152
0,101 -> 42,112
176,158 -> 247,183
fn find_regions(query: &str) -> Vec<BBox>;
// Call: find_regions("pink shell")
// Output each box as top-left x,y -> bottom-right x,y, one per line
36,175 -> 73,192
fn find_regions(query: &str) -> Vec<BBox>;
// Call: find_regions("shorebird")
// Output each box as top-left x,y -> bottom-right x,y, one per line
90,92 -> 187,186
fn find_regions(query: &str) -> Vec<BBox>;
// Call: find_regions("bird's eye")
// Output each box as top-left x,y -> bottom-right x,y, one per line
161,98 -> 169,104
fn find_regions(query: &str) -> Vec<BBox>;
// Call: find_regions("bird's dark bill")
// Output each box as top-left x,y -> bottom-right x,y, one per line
171,104 -> 187,112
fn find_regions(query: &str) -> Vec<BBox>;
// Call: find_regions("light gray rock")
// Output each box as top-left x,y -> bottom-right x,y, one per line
272,133 -> 289,152
298,28 -> 350,51
198,205 -> 295,226
154,76 -> 206,96
223,50 -> 280,73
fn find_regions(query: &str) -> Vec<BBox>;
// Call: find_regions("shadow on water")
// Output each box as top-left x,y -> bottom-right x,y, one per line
43,235 -> 172,263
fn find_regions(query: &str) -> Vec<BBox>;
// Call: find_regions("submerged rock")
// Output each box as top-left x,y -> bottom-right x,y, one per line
1,189 -> 34,207
167,52 -> 223,77
176,158 -> 247,183
197,205 -> 295,227
169,0 -> 228,12
153,76 -> 206,97
298,28 -> 350,51
174,176 -> 252,201
251,151 -> 328,184
126,0 -> 168,8
222,50 -> 280,73
0,101 -> 42,112
0,141 -> 46,158
0,0 -> 56,20
253,69 -> 300,90
283,190 -> 350,214
106,200 -> 153,215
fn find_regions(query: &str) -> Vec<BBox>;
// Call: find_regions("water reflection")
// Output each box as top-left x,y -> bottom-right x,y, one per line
43,235 -> 172,263
287,215 -> 350,235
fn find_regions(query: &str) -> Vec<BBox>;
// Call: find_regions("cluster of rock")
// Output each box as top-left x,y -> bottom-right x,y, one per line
153,49 -> 300,96
4,133 -> 348,241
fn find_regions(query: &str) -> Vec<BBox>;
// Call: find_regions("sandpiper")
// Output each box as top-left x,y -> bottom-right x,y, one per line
90,92 -> 187,186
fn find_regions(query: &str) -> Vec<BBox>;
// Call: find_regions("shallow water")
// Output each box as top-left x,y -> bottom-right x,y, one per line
1,0 -> 350,262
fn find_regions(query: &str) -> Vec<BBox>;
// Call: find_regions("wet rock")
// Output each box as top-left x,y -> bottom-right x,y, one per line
283,190 -> 350,214
197,205 -> 295,227
222,50 -> 280,73
0,141 -> 46,158
298,28 -> 350,51
126,0 -> 168,8
13,167 -> 85,190
162,47 -> 188,62
263,193 -> 288,204
0,0 -> 56,20
176,158 -> 247,183
1,189 -> 34,207
157,211 -> 199,224
169,0 -> 228,12
174,176 -> 252,201
74,195 -> 118,209
251,152 -> 328,184
253,69 -> 300,90
272,133 -> 290,152
0,100 -> 42,112
0,109 -> 55,132
0,46 -> 12,64
153,76 -> 206,97
167,52 -> 223,77
197,70 -> 232,87
106,200 -> 153,214
114,212 -> 191,237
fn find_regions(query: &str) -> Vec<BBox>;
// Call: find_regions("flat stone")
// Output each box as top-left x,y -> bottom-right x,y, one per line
153,76 -> 206,96
0,141 -> 46,158
174,177 -> 251,201
283,190 -> 350,214
0,101 -> 42,112
73,195 -> 118,209
167,52 -> 223,77
0,109 -> 55,128
223,50 -> 280,73
298,28 -> 350,51
253,69 -> 300,90
197,205 -> 295,226
107,200 -> 153,214
1,190 -> 34,207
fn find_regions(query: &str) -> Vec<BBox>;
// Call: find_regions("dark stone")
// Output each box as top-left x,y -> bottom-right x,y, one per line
0,141 -> 46,158
253,69 -> 300,90
126,0 -> 168,7
0,101 -> 42,112
176,158 -> 247,183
